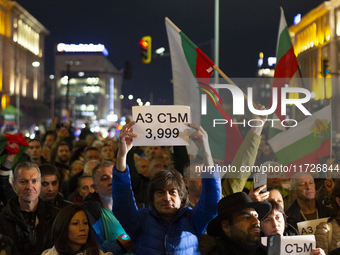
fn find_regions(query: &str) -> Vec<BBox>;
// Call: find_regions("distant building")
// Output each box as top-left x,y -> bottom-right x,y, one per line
54,43 -> 122,128
256,52 -> 281,113
289,0 -> 340,132
0,0 -> 49,129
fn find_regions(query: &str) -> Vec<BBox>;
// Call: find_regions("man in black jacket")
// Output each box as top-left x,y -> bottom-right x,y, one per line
207,192 -> 271,255
286,172 -> 331,229
39,164 -> 70,209
0,162 -> 59,255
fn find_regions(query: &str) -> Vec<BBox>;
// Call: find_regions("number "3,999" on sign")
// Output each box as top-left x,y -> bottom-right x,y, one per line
145,128 -> 179,140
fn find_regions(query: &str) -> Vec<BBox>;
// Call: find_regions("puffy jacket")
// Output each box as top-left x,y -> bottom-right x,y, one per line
315,219 -> 340,255
0,196 -> 60,255
112,164 -> 222,255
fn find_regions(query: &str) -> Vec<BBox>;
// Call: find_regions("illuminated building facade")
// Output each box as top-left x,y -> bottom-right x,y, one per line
289,0 -> 340,132
0,0 -> 49,128
54,43 -> 122,127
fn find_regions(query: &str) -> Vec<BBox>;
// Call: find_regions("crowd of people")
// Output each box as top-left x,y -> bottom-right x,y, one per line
0,108 -> 339,255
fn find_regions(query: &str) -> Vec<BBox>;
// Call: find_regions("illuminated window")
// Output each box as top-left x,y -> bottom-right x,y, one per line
83,86 -> 100,93
0,10 -> 5,35
16,20 -> 39,55
1,94 -> 10,109
337,11 -> 340,36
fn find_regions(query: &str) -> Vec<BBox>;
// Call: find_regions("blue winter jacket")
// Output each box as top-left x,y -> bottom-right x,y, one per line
112,164 -> 222,255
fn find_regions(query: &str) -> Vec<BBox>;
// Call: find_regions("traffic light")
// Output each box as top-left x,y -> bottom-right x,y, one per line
321,57 -> 330,77
140,36 -> 152,64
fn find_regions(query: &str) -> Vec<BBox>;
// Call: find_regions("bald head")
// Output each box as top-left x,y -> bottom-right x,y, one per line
135,157 -> 149,178
84,160 -> 100,175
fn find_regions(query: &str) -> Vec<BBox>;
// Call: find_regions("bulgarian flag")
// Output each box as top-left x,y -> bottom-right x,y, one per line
268,8 -> 299,138
268,105 -> 331,177
0,132 -> 29,169
165,17 -> 243,164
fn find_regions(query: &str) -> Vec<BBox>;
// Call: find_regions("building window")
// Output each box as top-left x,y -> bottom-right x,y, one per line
0,10 -> 5,35
16,20 -> 39,55
337,10 -> 340,36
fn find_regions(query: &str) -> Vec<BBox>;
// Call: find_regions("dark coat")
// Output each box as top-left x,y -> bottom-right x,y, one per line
126,147 -> 149,207
0,233 -> 20,255
284,223 -> 299,236
83,192 -> 102,226
0,197 -> 60,255
285,199 -> 331,230
208,234 -> 267,255
330,247 -> 340,255
53,193 -> 71,209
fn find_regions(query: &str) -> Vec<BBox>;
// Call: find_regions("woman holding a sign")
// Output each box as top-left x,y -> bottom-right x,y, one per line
261,199 -> 325,255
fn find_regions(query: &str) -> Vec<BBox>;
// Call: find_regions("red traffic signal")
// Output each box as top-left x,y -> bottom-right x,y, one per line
139,39 -> 149,49
140,36 -> 152,64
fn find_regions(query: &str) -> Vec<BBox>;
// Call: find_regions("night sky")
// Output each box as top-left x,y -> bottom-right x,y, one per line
16,0 -> 325,105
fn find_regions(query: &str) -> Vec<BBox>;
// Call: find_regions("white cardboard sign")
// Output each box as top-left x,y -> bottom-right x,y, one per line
132,105 -> 191,146
262,235 -> 316,255
297,217 -> 329,235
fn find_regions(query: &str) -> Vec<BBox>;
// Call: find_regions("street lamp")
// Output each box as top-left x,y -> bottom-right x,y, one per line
32,61 -> 40,67
155,47 -> 165,56
49,75 -> 55,119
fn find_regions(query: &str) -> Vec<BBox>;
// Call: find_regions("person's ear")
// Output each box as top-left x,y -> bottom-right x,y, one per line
183,178 -> 188,186
221,219 -> 231,235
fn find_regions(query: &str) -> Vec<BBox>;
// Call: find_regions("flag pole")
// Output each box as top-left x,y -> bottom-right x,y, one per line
165,17 -> 180,33
329,101 -> 333,178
